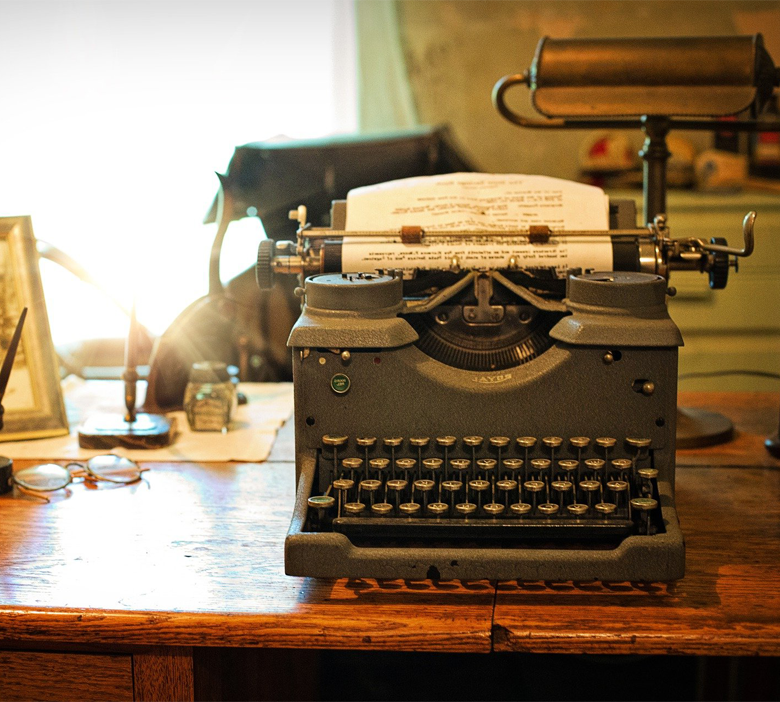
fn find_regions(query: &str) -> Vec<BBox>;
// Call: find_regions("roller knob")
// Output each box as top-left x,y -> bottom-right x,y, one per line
708,237 -> 729,290
256,238 -> 276,290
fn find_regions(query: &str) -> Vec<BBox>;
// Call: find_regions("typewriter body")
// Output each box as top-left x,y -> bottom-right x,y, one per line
255,195 -> 754,582
253,34 -> 775,581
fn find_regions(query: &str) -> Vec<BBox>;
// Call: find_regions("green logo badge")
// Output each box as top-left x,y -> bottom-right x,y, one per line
330,373 -> 350,394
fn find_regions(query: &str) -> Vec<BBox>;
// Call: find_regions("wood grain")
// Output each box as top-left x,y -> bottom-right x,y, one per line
133,647 -> 194,701
0,650 -> 133,701
0,457 -> 493,652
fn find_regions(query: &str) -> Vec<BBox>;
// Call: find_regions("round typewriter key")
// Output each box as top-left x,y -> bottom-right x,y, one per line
332,478 -> 354,491
596,437 -> 617,449
502,458 -> 523,477
584,458 -> 606,479
529,458 -> 551,481
557,459 -> 578,481
542,436 -> 563,449
356,437 -> 376,467
436,436 -> 456,447
630,497 -> 658,534
543,437 -> 563,465
638,467 -> 658,480
307,495 -> 335,527
422,457 -> 443,476
308,495 -> 335,510
399,502 -> 421,516
510,502 -> 532,517
489,436 -> 510,448
626,437 -> 652,449
516,436 -> 537,448
538,502 -> 559,516
442,480 -> 463,493
463,436 -> 483,447
359,479 -> 382,506
371,502 -> 393,516
343,502 -> 366,515
322,435 -> 348,447
483,502 -> 505,517
386,479 -> 407,492
567,503 -> 588,517
497,479 -> 518,494
468,479 -> 490,491
630,497 -> 658,511
570,436 -> 590,449
455,502 -> 477,516
579,479 -> 601,507
611,458 -> 632,480
342,457 -> 363,482
369,457 -> 390,480
551,479 -> 573,504
427,502 -> 449,516
414,479 -> 435,509
410,437 -> 430,447
396,457 -> 416,480
476,458 -> 497,477
451,458 -> 471,476
595,502 -> 617,519
383,437 -> 403,447
596,437 -> 617,464
523,479 -> 545,511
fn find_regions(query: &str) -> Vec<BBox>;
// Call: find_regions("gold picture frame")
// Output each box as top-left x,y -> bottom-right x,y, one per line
0,216 -> 68,441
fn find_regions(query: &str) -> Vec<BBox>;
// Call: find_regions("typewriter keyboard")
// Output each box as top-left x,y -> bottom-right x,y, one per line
307,434 -> 663,542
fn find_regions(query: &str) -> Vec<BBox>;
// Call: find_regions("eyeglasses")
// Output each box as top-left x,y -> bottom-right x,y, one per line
11,455 -> 148,501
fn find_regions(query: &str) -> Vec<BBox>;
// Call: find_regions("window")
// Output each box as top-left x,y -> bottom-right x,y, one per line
0,0 -> 356,347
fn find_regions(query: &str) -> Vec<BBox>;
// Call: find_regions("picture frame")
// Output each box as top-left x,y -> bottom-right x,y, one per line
0,216 -> 68,441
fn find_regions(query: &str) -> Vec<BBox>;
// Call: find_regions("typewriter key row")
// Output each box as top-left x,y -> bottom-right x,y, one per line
309,472 -> 658,534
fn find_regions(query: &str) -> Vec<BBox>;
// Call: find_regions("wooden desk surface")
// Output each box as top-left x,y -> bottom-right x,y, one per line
0,391 -> 778,657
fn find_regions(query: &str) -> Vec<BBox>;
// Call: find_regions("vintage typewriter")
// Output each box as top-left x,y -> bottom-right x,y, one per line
255,35 -> 777,582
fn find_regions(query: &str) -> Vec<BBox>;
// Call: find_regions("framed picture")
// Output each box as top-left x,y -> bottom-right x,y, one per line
0,216 -> 68,441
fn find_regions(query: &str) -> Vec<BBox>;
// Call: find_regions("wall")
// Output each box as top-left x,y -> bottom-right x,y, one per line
395,0 -> 780,178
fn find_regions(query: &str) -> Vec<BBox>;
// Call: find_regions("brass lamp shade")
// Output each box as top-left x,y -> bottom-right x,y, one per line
530,35 -> 777,118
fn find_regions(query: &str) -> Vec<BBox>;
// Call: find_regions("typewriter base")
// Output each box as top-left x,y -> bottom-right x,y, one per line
285,454 -> 685,582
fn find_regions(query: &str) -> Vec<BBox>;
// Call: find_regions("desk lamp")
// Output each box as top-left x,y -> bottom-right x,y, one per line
493,34 -> 780,447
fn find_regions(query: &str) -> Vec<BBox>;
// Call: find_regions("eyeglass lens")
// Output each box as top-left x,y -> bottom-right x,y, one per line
85,455 -> 144,483
13,464 -> 72,492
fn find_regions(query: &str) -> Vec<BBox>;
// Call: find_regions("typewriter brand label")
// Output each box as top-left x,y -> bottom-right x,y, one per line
474,374 -> 512,384
330,373 -> 351,394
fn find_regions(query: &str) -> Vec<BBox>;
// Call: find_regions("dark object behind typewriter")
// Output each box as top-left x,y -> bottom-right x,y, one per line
145,128 -> 476,412
529,35 -> 778,118
204,125 -> 476,237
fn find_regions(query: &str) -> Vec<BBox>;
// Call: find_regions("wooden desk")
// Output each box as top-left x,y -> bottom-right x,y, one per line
0,391 -> 778,700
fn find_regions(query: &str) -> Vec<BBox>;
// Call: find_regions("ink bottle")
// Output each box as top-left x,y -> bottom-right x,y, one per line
184,361 -> 237,432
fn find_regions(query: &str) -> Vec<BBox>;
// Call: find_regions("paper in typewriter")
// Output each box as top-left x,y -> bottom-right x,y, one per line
343,173 -> 612,274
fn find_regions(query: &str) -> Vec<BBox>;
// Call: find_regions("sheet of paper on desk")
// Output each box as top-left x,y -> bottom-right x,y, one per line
343,172 -> 612,274
1,379 -> 294,462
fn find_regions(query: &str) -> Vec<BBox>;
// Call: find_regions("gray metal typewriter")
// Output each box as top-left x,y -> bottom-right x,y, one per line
255,35 -> 778,582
